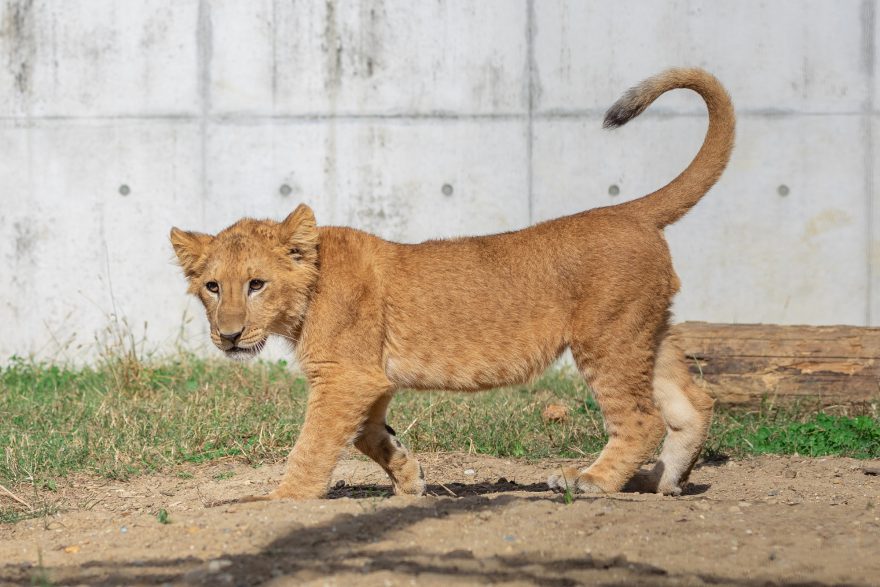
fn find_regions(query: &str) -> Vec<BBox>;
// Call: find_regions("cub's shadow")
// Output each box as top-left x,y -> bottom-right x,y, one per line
680,483 -> 711,496
328,478 -> 711,499
328,479 -> 549,499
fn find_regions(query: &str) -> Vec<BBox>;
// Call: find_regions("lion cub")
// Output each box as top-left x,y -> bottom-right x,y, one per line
171,68 -> 732,500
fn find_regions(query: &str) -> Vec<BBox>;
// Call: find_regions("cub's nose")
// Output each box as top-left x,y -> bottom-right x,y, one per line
219,329 -> 244,345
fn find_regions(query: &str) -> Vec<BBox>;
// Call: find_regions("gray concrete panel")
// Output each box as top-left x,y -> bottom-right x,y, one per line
0,122 -> 204,360
0,1 -> 200,117
534,0 -> 869,114
210,0 -> 528,115
204,120 -> 530,243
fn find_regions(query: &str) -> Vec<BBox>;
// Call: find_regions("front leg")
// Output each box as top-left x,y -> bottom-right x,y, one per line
271,372 -> 390,500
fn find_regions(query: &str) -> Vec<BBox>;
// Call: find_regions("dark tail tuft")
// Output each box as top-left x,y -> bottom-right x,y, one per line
602,85 -> 650,129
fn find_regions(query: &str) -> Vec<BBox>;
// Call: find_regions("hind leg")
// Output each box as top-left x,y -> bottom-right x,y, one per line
353,393 -> 426,496
633,335 -> 715,495
549,330 -> 666,494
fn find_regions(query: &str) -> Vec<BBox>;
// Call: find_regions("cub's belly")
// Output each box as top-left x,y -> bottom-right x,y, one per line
384,341 -> 564,391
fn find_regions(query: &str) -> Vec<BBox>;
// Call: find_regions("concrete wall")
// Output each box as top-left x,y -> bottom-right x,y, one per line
0,0 -> 877,362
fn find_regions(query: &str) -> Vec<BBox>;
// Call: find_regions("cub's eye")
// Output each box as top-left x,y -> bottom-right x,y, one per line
249,279 -> 265,292
205,281 -> 220,294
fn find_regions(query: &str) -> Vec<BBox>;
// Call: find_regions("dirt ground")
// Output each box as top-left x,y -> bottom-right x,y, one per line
1,453 -> 878,586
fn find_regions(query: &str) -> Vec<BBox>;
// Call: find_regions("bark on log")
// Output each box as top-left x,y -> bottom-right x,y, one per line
671,322 -> 880,406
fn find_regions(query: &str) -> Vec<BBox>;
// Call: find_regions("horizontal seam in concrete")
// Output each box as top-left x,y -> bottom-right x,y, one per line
0,109 -> 869,125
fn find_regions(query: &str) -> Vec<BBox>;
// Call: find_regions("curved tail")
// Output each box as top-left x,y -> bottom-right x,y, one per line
604,68 -> 735,228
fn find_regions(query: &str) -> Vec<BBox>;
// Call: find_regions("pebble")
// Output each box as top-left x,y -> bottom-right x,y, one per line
207,559 -> 232,573
334,480 -> 346,490
783,470 -> 797,479
464,469 -> 476,476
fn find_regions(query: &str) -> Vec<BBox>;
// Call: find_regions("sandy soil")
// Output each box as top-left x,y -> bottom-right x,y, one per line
1,453 -> 878,586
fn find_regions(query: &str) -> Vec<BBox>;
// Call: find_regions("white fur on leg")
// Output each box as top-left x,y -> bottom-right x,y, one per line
652,377 -> 704,494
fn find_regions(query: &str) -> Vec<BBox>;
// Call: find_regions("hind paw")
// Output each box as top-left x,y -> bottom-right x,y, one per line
547,468 -> 606,494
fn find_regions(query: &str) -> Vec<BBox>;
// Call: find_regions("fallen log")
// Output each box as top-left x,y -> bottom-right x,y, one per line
671,322 -> 880,406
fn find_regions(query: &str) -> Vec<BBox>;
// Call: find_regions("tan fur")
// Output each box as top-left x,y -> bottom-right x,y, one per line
171,68 -> 733,499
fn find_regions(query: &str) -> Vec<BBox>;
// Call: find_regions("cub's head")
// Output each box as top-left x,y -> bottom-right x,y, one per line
170,204 -> 319,360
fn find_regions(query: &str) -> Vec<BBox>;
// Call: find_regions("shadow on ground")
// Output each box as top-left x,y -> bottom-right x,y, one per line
0,489 -> 854,587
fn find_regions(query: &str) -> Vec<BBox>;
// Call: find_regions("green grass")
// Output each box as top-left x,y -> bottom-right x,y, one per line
0,355 -> 877,496
707,410 -> 880,459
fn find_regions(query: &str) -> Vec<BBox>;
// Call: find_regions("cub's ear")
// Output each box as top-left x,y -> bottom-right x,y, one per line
170,227 -> 213,279
278,204 -> 318,262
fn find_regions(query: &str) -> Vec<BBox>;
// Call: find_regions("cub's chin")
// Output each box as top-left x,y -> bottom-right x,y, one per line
222,338 -> 267,362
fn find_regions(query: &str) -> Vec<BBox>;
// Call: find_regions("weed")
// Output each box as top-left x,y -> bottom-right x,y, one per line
156,509 -> 170,524
30,548 -> 52,587
37,480 -> 57,492
213,471 -> 235,481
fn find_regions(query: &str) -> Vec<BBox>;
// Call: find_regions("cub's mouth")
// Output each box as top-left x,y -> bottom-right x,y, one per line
223,337 -> 267,360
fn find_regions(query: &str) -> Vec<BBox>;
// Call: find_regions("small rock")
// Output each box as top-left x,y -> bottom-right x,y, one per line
497,477 -> 508,484
767,489 -> 779,496
120,526 -> 128,534
863,467 -> 880,476
727,505 -> 741,514
207,559 -> 232,573
464,469 -> 476,476
783,470 -> 797,479
542,403 -> 568,423
334,480 -> 346,490
63,545 -> 80,554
